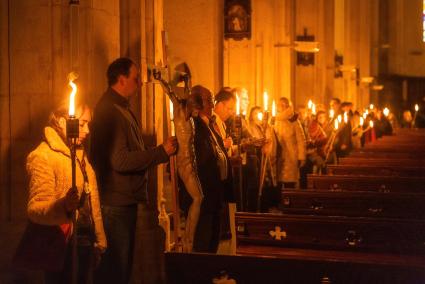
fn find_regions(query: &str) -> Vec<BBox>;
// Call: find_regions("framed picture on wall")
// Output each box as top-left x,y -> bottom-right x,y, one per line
224,0 -> 251,40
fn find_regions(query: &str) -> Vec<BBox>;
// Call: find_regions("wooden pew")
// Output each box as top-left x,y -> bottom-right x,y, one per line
307,174 -> 425,192
349,151 -> 423,159
166,251 -> 425,284
235,212 -> 425,254
327,164 -> 425,176
281,190 -> 425,219
338,157 -> 425,167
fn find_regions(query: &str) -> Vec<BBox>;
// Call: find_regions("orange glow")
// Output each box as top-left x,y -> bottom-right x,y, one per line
257,112 -> 263,121
170,100 -> 175,136
272,100 -> 276,117
68,79 -> 77,117
236,94 -> 240,115
263,91 -> 268,112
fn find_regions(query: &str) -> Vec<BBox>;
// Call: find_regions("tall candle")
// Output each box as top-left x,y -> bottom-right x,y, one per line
68,79 -> 77,117
170,100 -> 175,136
307,100 -> 313,109
263,91 -> 268,112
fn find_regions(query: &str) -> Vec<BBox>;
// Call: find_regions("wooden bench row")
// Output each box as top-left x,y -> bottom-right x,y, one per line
235,212 -> 425,255
281,190 -> 425,219
327,164 -> 425,176
307,174 -> 425,192
166,251 -> 425,284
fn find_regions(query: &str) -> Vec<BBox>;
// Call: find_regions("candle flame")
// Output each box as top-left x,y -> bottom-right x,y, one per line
344,112 -> 348,123
312,104 -> 316,115
415,104 -> 419,112
360,117 -> 364,126
334,119 -> 339,130
236,94 -> 240,116
68,79 -> 77,117
369,120 -> 374,128
272,100 -> 276,117
307,100 -> 313,109
329,109 -> 334,119
263,91 -> 268,111
170,100 -> 174,120
383,107 -> 390,117
369,104 -> 374,110
257,112 -> 263,121
337,115 -> 342,123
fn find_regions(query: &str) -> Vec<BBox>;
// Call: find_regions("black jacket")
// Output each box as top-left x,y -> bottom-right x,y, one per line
190,116 -> 233,213
89,88 -> 169,206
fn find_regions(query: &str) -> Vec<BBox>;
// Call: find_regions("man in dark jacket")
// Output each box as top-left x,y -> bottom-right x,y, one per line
90,57 -> 177,284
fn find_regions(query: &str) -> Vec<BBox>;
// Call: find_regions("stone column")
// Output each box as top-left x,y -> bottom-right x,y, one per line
0,0 -> 11,222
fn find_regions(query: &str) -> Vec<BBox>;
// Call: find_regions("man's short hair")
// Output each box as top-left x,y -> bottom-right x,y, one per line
279,97 -> 290,106
341,101 -> 353,108
330,97 -> 341,105
107,57 -> 136,86
215,88 -> 235,104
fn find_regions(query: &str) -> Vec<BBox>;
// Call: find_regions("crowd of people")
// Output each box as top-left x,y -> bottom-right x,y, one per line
16,56 -> 425,283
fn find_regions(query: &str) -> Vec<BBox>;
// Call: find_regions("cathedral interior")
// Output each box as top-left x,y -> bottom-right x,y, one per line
1,0 -> 425,283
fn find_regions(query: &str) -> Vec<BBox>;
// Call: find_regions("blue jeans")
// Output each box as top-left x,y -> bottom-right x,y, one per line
95,204 -> 137,284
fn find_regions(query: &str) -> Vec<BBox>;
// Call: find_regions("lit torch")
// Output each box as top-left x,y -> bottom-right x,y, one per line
383,107 -> 390,117
262,91 -> 269,125
307,99 -> 313,110
66,72 -> 79,284
170,100 -> 175,136
413,104 -> 419,128
263,91 -> 268,112
257,112 -> 263,121
334,119 -> 339,130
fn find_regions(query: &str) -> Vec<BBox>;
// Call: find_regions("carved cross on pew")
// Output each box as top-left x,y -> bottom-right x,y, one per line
269,226 -> 287,240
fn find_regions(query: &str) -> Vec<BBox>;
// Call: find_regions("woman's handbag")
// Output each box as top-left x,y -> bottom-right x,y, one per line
13,221 -> 71,271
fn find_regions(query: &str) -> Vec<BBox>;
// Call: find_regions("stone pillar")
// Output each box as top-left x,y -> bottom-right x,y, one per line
294,0 -> 332,108
0,0 -> 11,222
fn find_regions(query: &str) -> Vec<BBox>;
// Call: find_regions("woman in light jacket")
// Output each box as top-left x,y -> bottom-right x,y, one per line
26,102 -> 106,283
274,97 -> 306,189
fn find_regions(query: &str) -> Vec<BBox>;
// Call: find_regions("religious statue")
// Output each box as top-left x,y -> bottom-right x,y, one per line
154,63 -> 203,252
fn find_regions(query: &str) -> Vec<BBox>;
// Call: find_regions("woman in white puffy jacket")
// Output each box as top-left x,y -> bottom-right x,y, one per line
26,102 -> 106,283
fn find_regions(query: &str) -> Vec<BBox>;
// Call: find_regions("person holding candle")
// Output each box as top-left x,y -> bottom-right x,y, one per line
211,88 -> 237,249
18,100 -> 107,284
401,110 -> 414,128
328,98 -> 352,159
274,97 -> 306,189
374,108 -> 393,137
307,110 -> 329,174
89,58 -> 177,284
213,88 -> 237,154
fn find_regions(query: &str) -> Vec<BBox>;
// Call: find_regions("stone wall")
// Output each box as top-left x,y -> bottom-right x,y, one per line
0,0 -> 120,221
164,0 -> 223,94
